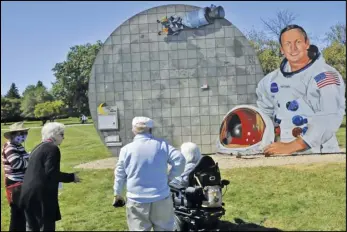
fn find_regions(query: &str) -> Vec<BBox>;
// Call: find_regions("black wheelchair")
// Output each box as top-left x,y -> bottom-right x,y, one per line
169,155 -> 230,231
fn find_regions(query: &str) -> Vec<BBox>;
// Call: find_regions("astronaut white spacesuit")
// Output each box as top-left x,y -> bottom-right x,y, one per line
256,47 -> 345,153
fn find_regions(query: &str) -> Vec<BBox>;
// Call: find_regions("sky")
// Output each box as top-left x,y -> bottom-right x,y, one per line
1,1 -> 346,95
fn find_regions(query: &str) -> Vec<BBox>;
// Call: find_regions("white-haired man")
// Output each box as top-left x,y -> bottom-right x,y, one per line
113,116 -> 186,231
19,122 -> 80,231
170,142 -> 202,187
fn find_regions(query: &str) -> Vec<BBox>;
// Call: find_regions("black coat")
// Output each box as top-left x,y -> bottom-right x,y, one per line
19,141 -> 75,222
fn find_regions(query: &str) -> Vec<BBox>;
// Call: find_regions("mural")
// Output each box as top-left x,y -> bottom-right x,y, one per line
88,4 -> 264,156
157,5 -> 225,35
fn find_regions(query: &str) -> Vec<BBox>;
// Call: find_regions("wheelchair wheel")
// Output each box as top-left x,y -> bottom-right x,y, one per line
173,215 -> 188,231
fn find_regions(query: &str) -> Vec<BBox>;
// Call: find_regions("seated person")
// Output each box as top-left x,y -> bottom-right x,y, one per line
170,142 -> 202,187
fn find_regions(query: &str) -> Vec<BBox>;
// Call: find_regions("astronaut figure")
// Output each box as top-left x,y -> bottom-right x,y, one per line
256,24 -> 345,155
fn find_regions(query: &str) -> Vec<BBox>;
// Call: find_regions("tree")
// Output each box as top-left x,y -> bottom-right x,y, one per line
257,49 -> 282,75
245,10 -> 298,75
36,80 -> 44,88
247,11 -> 346,82
246,28 -> 282,75
52,41 -> 103,116
22,84 -> 36,97
323,41 -> 346,81
34,100 -> 65,125
5,83 -> 21,99
325,22 -> 346,45
261,10 -> 297,38
1,97 -> 22,124
322,23 -> 346,81
20,83 -> 54,118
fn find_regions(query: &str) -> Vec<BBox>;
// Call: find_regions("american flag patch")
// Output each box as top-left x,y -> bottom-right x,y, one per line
314,71 -> 340,89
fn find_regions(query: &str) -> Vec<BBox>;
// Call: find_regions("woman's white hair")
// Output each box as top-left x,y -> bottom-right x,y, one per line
41,122 -> 65,141
180,142 -> 202,164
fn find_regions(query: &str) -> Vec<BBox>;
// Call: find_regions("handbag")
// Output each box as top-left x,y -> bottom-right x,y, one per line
5,182 -> 22,205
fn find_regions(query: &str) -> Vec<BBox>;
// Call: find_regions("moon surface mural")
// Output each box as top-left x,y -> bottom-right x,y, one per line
88,4 -> 264,156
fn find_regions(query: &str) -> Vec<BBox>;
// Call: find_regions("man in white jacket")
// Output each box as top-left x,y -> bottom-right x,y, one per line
113,116 -> 185,231
256,24 -> 345,155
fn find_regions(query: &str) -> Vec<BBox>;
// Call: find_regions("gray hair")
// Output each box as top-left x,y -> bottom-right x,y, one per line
41,122 -> 65,141
180,142 -> 202,164
132,123 -> 151,135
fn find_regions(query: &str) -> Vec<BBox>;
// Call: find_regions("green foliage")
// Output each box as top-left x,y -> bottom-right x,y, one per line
1,97 -> 22,122
323,41 -> 346,82
5,83 -> 21,99
247,21 -> 346,79
257,48 -> 282,75
325,22 -> 346,45
36,81 -> 44,88
246,29 -> 282,75
321,23 -> 346,81
52,41 -> 103,116
22,84 -> 36,97
20,82 -> 54,118
34,100 -> 65,119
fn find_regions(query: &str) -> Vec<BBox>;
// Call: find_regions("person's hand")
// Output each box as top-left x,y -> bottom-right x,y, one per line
264,139 -> 307,156
113,195 -> 125,208
264,142 -> 296,156
73,172 -> 81,183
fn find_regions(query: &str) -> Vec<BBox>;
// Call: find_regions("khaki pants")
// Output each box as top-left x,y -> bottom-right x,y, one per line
126,196 -> 174,231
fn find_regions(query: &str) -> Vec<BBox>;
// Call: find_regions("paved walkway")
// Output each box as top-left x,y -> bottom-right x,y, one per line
74,153 -> 346,170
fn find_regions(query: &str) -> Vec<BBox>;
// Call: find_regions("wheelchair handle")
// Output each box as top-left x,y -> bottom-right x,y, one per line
221,179 -> 230,187
113,199 -> 126,208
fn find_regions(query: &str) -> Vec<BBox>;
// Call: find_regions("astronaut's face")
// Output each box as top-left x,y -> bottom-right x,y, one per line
280,29 -> 310,63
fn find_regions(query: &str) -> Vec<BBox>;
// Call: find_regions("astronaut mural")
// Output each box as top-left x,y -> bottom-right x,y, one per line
88,4 -> 345,157
216,105 -> 274,155
217,43 -> 345,156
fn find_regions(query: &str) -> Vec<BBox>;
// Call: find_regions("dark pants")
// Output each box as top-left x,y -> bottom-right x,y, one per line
24,202 -> 56,231
6,178 -> 26,231
9,203 -> 26,231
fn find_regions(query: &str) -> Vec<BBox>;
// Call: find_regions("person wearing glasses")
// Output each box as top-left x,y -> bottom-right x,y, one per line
18,122 -> 81,231
1,122 -> 30,231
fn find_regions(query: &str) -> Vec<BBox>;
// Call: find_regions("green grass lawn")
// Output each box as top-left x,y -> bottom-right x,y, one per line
1,119 -> 346,231
1,116 -> 93,130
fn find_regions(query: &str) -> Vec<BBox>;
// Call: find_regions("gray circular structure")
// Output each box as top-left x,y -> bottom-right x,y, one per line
88,4 -> 264,156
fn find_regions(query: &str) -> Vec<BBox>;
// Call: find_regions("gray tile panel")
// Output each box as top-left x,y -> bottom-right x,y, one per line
89,4 -> 264,156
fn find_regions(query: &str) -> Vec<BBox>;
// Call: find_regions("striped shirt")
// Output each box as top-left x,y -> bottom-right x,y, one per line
1,141 -> 29,184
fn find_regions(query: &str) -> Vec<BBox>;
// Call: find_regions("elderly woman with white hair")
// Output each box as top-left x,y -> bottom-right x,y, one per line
113,116 -> 186,231
19,122 -> 80,231
170,142 -> 202,187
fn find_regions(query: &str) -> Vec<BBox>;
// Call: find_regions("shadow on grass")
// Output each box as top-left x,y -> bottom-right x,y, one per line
218,218 -> 282,231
